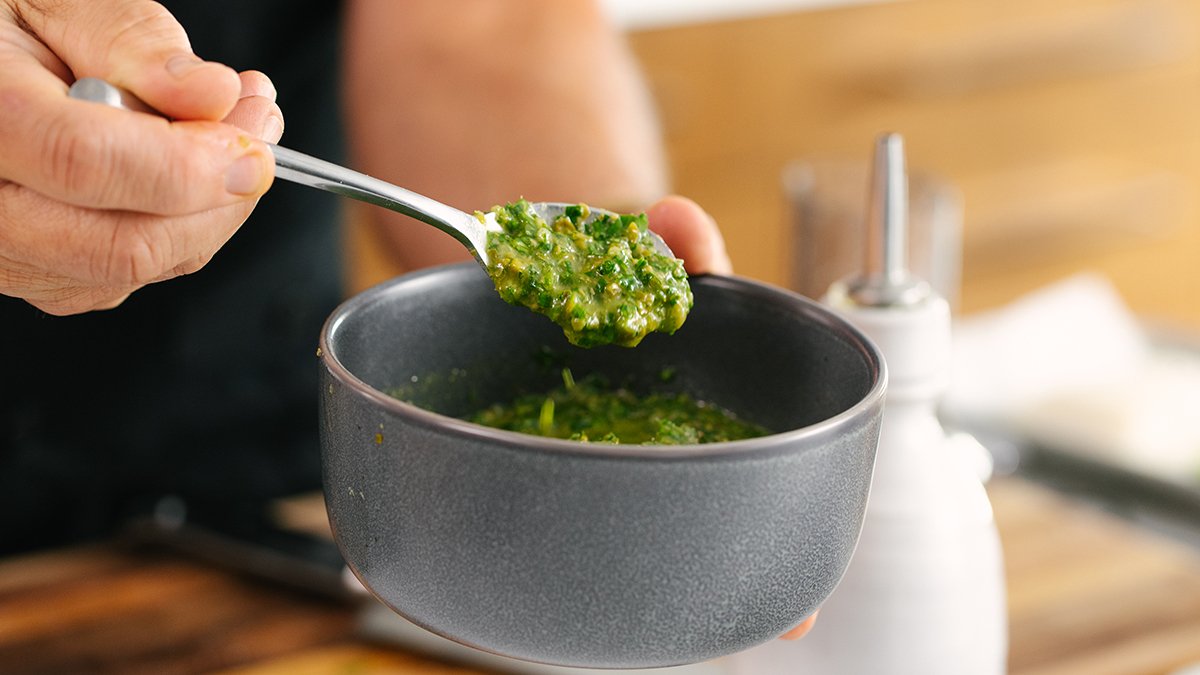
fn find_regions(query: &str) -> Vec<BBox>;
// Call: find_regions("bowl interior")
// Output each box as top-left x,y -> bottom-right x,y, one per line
326,264 -> 879,438
319,263 -> 885,667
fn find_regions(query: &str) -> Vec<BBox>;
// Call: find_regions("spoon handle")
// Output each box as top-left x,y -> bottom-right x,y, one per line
66,78 -> 490,265
267,145 -> 488,260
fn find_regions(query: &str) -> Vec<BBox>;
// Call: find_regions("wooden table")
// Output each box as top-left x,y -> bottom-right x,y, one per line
2,478 -> 1200,675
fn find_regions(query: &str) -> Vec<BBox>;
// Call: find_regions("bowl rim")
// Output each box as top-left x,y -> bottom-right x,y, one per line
319,262 -> 887,460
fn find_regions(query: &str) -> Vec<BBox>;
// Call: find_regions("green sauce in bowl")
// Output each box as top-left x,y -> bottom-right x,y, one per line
467,369 -> 768,445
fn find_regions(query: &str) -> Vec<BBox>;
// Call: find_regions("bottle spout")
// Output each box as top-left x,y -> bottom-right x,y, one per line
839,133 -> 931,308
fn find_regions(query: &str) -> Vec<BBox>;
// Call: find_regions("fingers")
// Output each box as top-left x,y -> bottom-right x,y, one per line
0,180 -> 258,305
224,95 -> 284,144
645,195 -> 734,276
0,64 -> 275,214
237,70 -> 278,102
13,0 -> 242,121
222,71 -> 284,143
0,246 -> 138,315
19,277 -> 136,316
0,3 -> 278,314
0,3 -> 277,214
779,611 -> 819,640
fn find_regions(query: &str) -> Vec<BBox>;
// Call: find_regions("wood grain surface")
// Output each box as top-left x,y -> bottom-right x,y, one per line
2,478 -> 1200,674
623,0 -> 1200,327
996,479 -> 1200,675
0,545 -> 358,675
344,0 -> 1200,332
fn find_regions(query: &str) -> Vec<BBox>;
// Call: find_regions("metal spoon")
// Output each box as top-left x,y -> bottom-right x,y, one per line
67,78 -> 674,269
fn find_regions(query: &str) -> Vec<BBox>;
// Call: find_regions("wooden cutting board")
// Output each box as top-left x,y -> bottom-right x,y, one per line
2,478 -> 1200,675
994,479 -> 1200,675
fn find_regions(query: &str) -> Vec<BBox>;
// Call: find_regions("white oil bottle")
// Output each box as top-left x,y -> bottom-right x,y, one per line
727,134 -> 1007,674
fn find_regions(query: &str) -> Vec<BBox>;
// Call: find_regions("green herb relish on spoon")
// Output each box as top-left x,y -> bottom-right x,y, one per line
480,200 -> 693,347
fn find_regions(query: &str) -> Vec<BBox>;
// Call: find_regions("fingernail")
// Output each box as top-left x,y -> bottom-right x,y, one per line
262,115 -> 284,143
239,73 -> 278,102
166,55 -> 204,78
225,154 -> 267,195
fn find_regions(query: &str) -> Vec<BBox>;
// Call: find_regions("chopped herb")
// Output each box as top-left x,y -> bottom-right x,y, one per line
482,200 -> 693,347
467,370 -> 768,445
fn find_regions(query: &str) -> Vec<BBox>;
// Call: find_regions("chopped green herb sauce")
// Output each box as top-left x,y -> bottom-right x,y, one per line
482,200 -> 693,347
467,369 -> 768,445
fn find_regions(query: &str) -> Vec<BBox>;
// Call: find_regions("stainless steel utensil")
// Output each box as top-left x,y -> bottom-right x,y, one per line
66,78 -> 674,268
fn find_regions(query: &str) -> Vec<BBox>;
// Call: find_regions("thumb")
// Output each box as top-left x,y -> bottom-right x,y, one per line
18,0 -> 241,120
645,195 -> 734,276
779,610 -> 819,640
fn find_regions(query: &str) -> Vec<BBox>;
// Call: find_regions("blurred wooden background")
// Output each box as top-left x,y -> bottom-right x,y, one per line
347,0 -> 1200,327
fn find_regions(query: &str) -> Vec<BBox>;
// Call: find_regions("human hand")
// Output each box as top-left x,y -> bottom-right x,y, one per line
779,610 -> 819,640
0,0 -> 282,315
645,195 -> 734,276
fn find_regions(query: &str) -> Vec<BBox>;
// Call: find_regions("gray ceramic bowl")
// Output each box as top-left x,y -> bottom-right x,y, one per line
318,262 -> 884,669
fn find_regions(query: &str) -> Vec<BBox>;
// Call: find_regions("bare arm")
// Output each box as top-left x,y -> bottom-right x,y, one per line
342,0 -> 671,272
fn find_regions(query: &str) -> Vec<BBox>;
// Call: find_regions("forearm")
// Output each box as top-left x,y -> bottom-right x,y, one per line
342,0 -> 668,271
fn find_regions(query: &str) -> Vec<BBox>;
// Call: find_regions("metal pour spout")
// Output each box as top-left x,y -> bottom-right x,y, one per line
843,133 -> 931,308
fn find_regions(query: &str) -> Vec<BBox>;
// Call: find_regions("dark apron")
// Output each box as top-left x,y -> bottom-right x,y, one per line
0,0 -> 346,554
